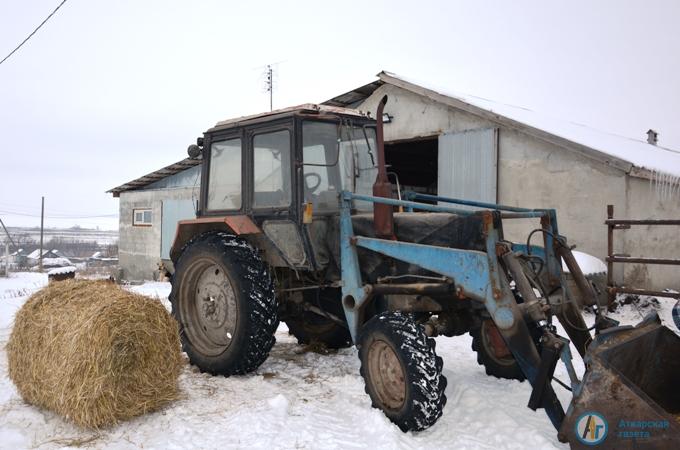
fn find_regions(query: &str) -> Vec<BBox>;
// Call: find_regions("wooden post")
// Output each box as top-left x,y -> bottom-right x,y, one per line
606,204 -> 614,306
4,241 -> 8,276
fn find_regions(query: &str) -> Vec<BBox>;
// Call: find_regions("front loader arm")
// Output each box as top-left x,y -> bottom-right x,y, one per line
338,191 -> 566,429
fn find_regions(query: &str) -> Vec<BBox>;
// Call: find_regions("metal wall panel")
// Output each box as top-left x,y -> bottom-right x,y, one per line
161,199 -> 196,259
437,128 -> 498,208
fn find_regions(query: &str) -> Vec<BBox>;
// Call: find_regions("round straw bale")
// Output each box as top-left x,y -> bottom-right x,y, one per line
7,279 -> 182,428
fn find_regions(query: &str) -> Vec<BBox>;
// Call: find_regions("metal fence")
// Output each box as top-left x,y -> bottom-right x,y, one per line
606,204 -> 680,303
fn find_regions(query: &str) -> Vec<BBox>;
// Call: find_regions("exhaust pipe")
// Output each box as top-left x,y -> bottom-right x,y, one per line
373,95 -> 395,240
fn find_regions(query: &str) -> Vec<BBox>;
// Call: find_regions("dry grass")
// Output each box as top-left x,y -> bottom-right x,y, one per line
7,280 -> 183,428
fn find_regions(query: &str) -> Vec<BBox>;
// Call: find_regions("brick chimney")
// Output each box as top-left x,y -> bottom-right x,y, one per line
647,129 -> 658,145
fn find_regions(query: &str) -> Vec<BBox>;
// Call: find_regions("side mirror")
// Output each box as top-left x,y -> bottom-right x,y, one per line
187,144 -> 202,158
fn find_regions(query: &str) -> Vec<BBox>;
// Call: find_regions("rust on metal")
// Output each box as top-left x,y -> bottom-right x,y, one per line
176,215 -> 261,234
559,246 -> 599,307
169,215 -> 261,262
484,320 -> 512,359
608,286 -> 680,299
606,218 -> 680,226
559,316 -> 680,448
540,214 -> 551,228
481,210 -> 494,227
495,242 -> 509,257
607,204 -> 615,305
371,282 -> 453,295
606,256 -> 680,265
372,95 -> 395,240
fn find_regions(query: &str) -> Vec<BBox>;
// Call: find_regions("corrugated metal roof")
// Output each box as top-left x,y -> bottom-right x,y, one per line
323,80 -> 384,108
107,157 -> 201,197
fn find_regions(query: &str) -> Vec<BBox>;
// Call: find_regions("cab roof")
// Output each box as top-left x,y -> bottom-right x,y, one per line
208,103 -> 372,133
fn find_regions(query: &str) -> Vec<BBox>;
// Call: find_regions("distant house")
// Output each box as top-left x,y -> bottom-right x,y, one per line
2,249 -> 29,269
25,249 -> 71,268
27,249 -> 63,260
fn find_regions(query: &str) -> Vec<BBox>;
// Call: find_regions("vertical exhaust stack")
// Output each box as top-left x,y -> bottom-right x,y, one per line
373,95 -> 395,240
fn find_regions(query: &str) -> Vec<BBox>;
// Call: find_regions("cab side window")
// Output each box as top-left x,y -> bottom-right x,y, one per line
253,130 -> 292,208
207,138 -> 242,210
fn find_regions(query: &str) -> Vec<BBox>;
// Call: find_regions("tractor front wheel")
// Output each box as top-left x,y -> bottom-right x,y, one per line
358,311 -> 447,432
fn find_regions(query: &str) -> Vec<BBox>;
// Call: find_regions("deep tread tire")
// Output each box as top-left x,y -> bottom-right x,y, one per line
470,319 -> 542,382
170,232 -> 278,375
471,319 -> 525,381
285,288 -> 351,349
358,311 -> 447,432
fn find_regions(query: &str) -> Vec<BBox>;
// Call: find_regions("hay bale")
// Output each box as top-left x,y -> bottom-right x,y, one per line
7,279 -> 182,428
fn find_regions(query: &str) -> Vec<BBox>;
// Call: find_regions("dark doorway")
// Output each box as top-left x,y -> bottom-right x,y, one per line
385,137 -> 438,197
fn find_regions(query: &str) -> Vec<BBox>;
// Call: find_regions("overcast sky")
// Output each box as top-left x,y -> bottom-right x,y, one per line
1,0 -> 679,230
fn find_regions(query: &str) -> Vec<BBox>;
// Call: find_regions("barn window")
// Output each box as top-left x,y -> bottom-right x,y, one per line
133,208 -> 153,226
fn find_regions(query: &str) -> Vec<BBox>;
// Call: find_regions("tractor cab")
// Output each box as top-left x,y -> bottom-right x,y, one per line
174,104 -> 378,269
199,104 -> 378,216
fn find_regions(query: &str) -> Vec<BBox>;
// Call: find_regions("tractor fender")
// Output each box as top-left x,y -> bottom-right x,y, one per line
169,216 -> 261,263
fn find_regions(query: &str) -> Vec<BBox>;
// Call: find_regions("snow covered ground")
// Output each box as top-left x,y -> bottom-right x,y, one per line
0,272 -> 678,449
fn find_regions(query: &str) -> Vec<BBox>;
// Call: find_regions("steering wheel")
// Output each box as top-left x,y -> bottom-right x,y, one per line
304,172 -> 322,193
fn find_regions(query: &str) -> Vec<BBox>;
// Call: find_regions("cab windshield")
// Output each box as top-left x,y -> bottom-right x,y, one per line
302,120 -> 377,212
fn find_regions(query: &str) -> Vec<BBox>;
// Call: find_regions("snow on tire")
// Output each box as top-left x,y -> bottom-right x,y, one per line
170,231 -> 278,375
358,311 -> 447,432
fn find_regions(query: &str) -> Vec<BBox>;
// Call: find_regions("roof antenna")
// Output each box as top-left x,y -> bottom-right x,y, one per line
264,64 -> 273,111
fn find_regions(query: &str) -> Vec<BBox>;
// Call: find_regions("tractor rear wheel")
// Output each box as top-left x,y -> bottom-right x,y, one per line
358,311 -> 447,432
170,232 -> 278,375
285,288 -> 351,349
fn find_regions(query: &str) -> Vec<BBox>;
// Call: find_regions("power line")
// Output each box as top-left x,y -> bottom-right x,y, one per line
0,201 -> 116,216
0,209 -> 118,219
0,0 -> 69,67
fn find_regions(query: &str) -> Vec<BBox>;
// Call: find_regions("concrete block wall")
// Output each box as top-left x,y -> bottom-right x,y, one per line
119,187 -> 195,281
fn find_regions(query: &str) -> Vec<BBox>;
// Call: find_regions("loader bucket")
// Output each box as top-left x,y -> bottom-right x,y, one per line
560,313 -> 680,449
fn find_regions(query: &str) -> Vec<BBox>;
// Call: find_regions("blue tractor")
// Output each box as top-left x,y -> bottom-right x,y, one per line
169,97 -> 679,447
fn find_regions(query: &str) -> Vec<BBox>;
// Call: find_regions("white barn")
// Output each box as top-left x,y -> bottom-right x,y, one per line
324,71 -> 680,290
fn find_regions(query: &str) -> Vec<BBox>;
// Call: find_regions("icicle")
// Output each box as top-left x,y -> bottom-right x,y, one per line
651,169 -> 680,202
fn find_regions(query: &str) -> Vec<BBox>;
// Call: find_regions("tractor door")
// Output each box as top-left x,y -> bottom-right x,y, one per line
248,123 -> 312,269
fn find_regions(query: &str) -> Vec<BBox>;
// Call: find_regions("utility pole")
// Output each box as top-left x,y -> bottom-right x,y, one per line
0,217 -> 16,277
39,196 -> 44,272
